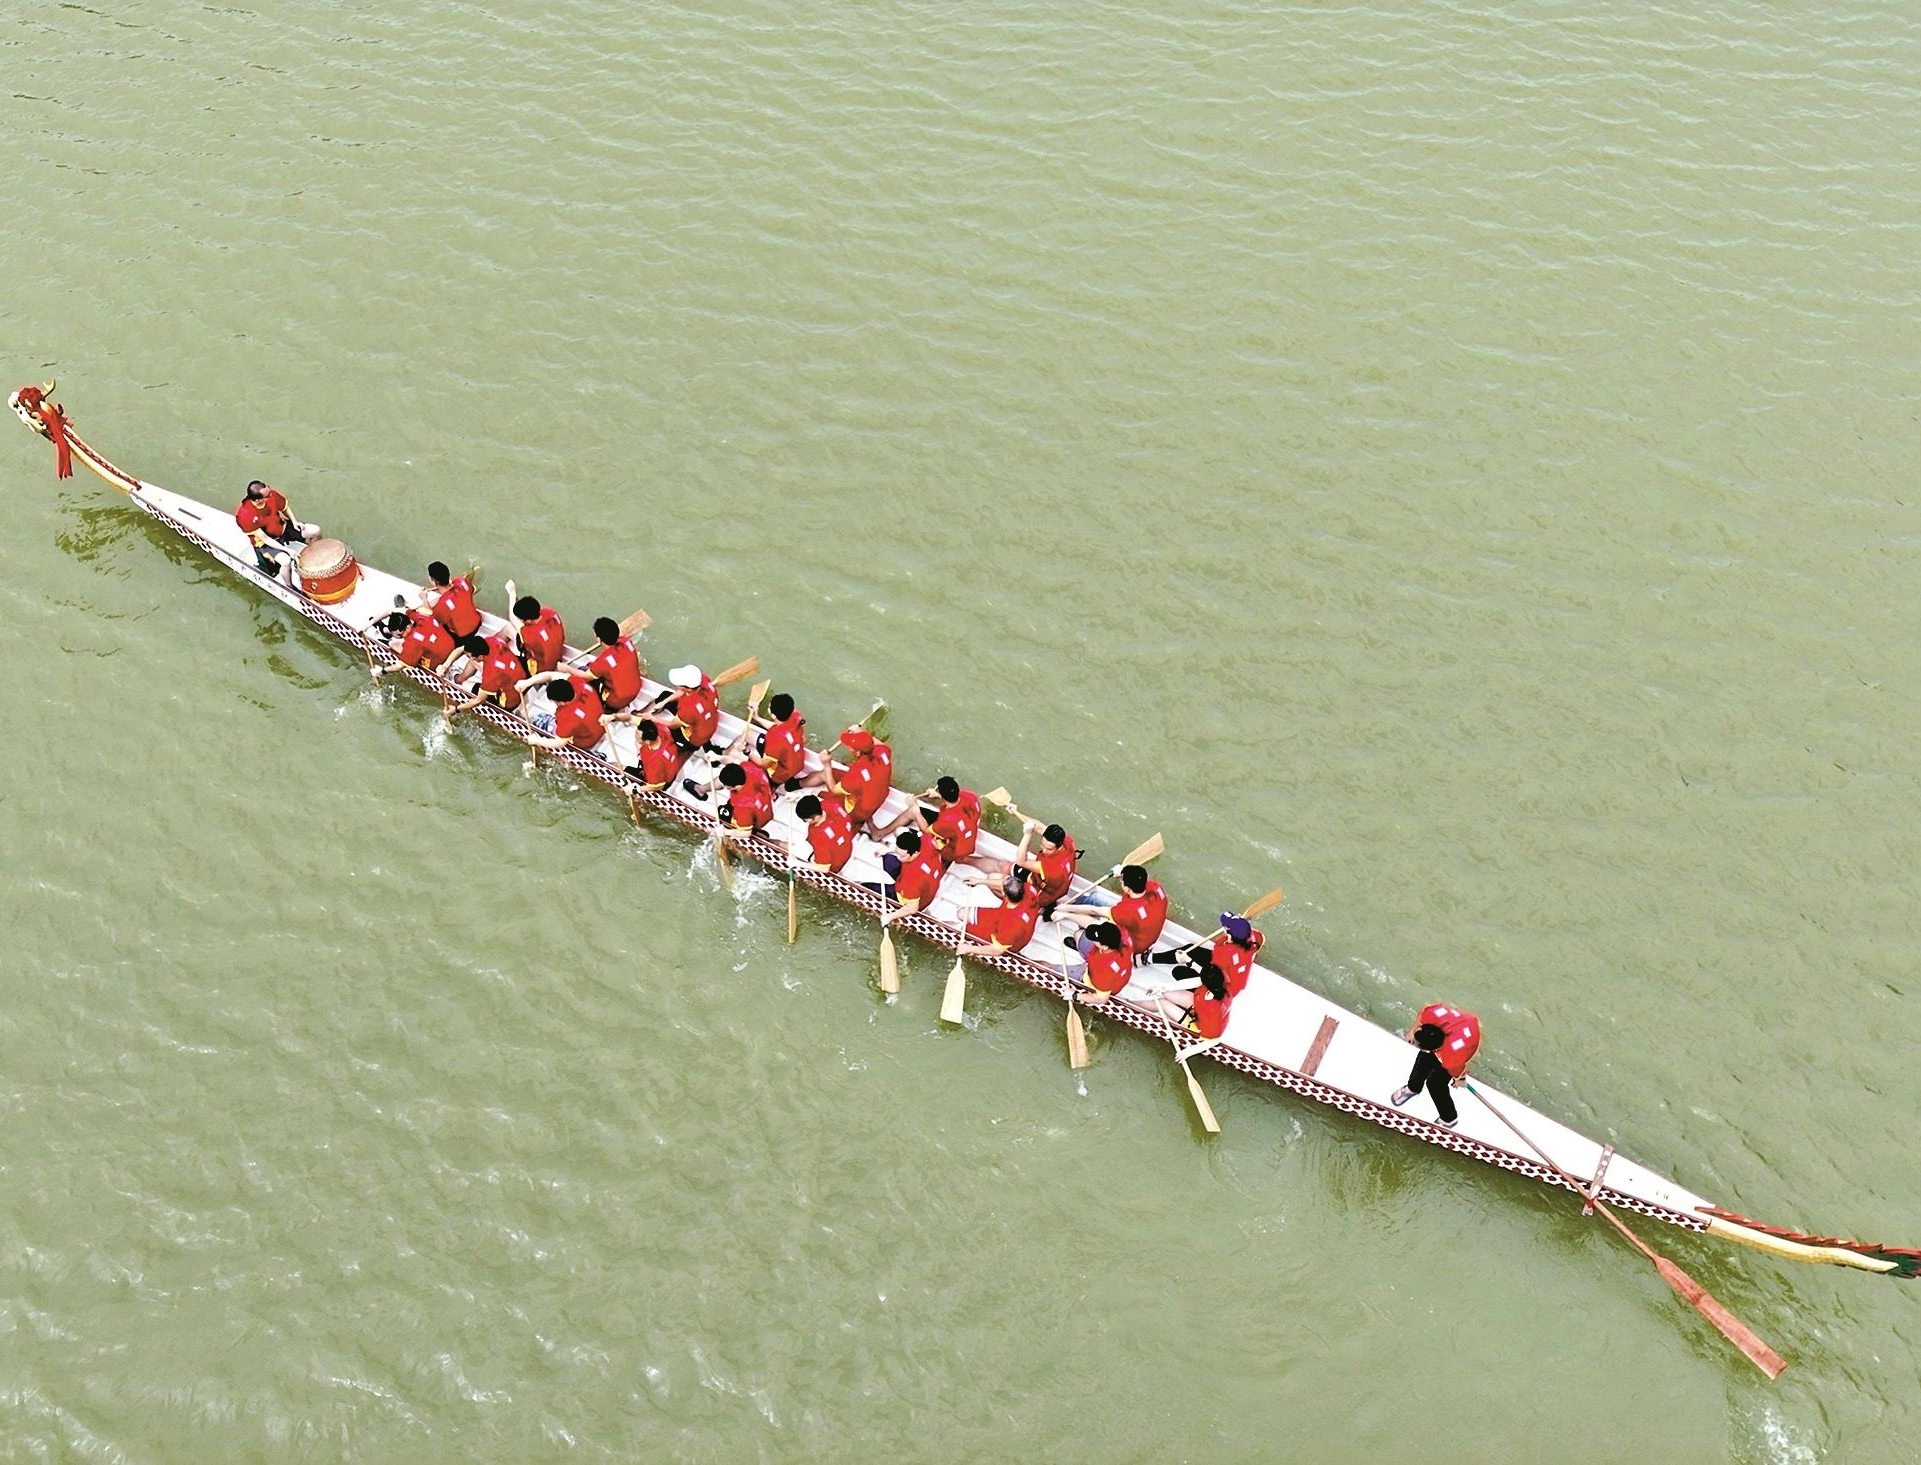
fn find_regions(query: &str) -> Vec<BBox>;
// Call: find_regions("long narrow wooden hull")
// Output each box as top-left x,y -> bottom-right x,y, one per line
14,383 -> 1917,1294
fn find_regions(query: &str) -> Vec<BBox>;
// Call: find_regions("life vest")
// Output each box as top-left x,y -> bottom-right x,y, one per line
1418,1003 -> 1481,1078
1111,881 -> 1169,952
894,844 -> 945,909
553,677 -> 605,750
588,638 -> 643,711
519,609 -> 566,675
477,635 -> 524,709
1211,930 -> 1264,998
674,679 -> 720,747
1084,929 -> 1135,994
724,765 -> 775,831
235,487 -> 291,541
805,802 -> 854,871
633,729 -> 686,788
1032,835 -> 1077,905
431,577 -> 481,639
1190,984 -> 1230,1039
966,885 -> 1043,952
835,742 -> 893,824
398,614 -> 455,669
929,791 -> 982,865
760,713 -> 807,784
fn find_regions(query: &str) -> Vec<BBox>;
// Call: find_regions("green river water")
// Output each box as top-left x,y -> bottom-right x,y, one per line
3,2 -> 1918,1460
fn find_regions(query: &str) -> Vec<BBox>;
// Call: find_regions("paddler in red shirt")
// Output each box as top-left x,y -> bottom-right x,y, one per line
876,776 -> 981,866
958,866 -> 1045,957
967,820 -> 1078,917
1058,864 -> 1168,961
621,716 -> 687,790
518,671 -> 607,753
874,830 -> 945,918
1149,912 -> 1265,996
801,727 -> 893,829
753,692 -> 809,790
663,665 -> 721,750
713,759 -> 775,833
424,561 -> 482,640
448,632 -> 526,714
791,793 -> 854,873
388,606 -> 456,672
1155,954 -> 1233,1056
233,479 -> 315,578
1389,1003 -> 1481,1129
580,616 -> 645,712
505,583 -> 566,676
1070,921 -> 1135,1006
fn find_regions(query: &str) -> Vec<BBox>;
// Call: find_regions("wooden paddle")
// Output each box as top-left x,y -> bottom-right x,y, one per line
1076,832 -> 1165,899
1195,886 -> 1286,942
712,656 -> 759,690
787,874 -> 798,944
879,920 -> 900,995
1180,1055 -> 1222,1134
566,608 -> 651,669
714,828 -> 735,893
939,954 -> 966,1025
1066,1000 -> 1090,1069
1462,1080 -> 1785,1378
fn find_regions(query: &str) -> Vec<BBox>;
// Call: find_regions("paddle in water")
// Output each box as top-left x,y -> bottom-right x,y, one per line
1463,1080 -> 1786,1379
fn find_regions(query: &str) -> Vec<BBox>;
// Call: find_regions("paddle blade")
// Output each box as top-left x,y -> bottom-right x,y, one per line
1241,886 -> 1285,921
618,608 -> 652,638
787,876 -> 798,944
982,787 -> 1011,807
1066,1002 -> 1090,1070
715,833 -> 735,892
940,958 -> 967,1025
1182,1060 -> 1221,1134
1652,1256 -> 1787,1378
859,699 -> 887,729
879,927 -> 900,994
746,678 -> 771,711
712,656 -> 760,689
1121,832 -> 1164,868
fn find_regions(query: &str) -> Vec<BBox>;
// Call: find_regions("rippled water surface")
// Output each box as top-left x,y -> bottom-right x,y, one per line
3,2 -> 1918,1460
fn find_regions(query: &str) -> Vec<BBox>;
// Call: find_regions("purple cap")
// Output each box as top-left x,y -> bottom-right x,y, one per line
1220,914 -> 1253,943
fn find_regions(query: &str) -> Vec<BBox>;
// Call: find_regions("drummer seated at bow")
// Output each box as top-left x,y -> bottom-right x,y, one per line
504,580 -> 566,677
447,631 -> 527,714
1055,864 -> 1168,961
1155,953 -> 1233,1057
579,617 -> 645,713
422,561 -> 482,642
963,819 -> 1077,917
874,776 -> 981,866
517,669 -> 608,754
234,479 -> 316,579
749,692 -> 810,791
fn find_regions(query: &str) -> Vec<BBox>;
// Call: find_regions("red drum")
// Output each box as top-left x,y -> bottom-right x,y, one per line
296,537 -> 359,604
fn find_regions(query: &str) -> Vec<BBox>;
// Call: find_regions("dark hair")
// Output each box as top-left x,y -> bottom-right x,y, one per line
795,794 -> 823,820
936,775 -> 960,801
427,561 -> 451,585
593,617 -> 619,644
896,830 -> 922,854
1199,962 -> 1228,1002
513,595 -> 541,620
244,479 -> 266,497
1043,823 -> 1066,846
1414,1023 -> 1446,1051
718,763 -> 745,788
769,693 -> 795,719
1091,921 -> 1121,948
1121,864 -> 1148,894
637,719 -> 660,743
548,679 -> 575,703
461,634 -> 489,657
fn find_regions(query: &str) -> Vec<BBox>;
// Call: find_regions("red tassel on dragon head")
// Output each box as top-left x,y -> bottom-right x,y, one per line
9,380 -> 73,479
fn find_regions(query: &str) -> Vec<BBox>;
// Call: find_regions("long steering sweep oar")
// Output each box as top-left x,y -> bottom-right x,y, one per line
1462,1079 -> 1786,1379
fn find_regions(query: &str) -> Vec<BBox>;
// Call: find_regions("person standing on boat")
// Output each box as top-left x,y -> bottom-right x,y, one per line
580,617 -> 645,712
504,582 -> 566,677
424,562 -> 482,641
753,692 -> 810,790
234,480 -> 315,578
792,793 -> 854,873
518,670 -> 607,753
1390,1003 -> 1481,1130
447,632 -> 526,715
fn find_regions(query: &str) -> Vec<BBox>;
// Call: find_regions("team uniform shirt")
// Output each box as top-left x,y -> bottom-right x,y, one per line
759,712 -> 808,785
518,608 -> 567,675
1110,880 -> 1169,953
723,762 -> 775,832
398,611 -> 456,669
803,801 -> 855,872
475,633 -> 525,709
928,791 -> 982,865
673,678 -> 720,748
893,844 -> 946,909
1084,929 -> 1136,995
1031,835 -> 1078,906
964,884 -> 1044,953
1211,929 -> 1265,998
834,741 -> 893,824
431,577 -> 482,639
1189,983 -> 1231,1040
1418,1002 -> 1482,1078
553,677 -> 606,750
631,729 -> 687,789
586,638 -> 643,711
234,487 -> 292,542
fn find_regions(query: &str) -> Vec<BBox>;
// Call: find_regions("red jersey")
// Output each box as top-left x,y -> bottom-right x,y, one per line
1084,930 -> 1135,995
964,885 -> 1043,953
1418,1003 -> 1482,1078
234,487 -> 290,539
928,791 -> 982,865
1190,984 -> 1231,1040
1031,835 -> 1078,905
632,729 -> 687,789
834,741 -> 893,824
803,801 -> 855,872
760,713 -> 807,785
398,612 -> 455,669
553,677 -> 605,750
1211,931 -> 1264,998
476,633 -> 524,709
587,638 -> 643,711
723,763 -> 775,832
674,679 -> 720,748
1110,880 -> 1168,953
894,844 -> 945,909
431,577 -> 481,639
518,608 -> 566,675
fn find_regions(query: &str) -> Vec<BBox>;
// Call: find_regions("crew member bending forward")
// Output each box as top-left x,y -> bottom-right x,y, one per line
1390,1002 -> 1481,1129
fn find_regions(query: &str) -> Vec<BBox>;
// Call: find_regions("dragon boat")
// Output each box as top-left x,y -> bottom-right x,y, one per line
13,381 -> 1916,1371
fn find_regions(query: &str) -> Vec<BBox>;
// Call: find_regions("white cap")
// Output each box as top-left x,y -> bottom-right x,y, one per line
669,664 -> 702,689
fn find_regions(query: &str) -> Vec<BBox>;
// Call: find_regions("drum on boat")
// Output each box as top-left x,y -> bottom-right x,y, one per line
295,537 -> 359,603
